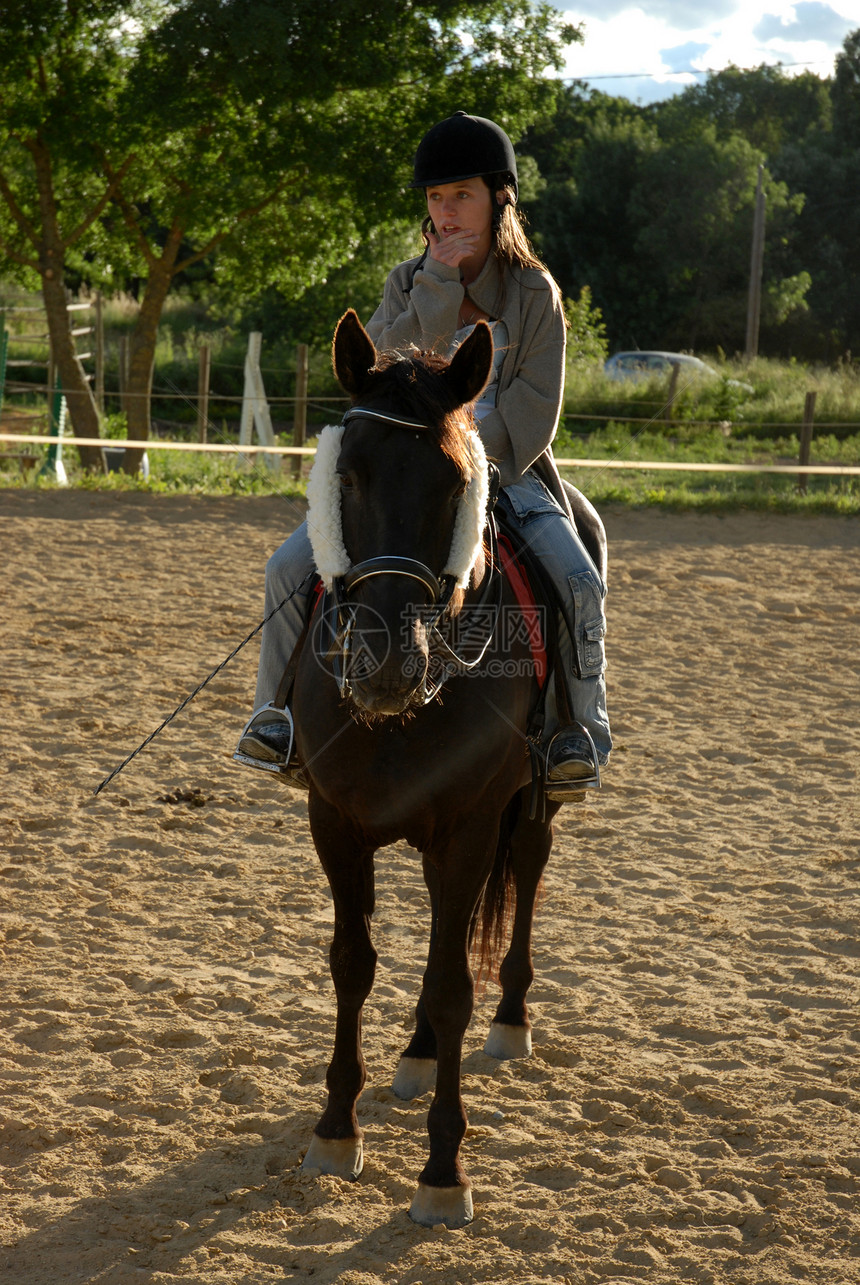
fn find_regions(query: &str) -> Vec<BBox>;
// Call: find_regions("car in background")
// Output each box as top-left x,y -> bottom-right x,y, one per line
604,351 -> 717,383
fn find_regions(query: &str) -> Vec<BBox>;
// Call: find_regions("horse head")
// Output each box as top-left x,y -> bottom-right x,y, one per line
308,310 -> 493,716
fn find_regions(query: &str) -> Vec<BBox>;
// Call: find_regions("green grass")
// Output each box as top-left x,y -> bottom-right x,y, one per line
563,352 -> 860,440
0,448 -> 312,497
0,415 -> 313,497
557,355 -> 860,513
554,421 -> 860,514
3,430 -> 857,513
559,468 -> 860,515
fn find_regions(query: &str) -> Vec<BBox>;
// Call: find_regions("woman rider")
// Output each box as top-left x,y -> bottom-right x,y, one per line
235,111 -> 611,801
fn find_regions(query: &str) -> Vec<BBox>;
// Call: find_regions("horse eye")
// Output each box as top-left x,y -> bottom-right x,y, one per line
338,472 -> 355,492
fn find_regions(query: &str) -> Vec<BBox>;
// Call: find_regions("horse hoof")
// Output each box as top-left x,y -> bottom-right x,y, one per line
392,1056 -> 436,1099
409,1182 -> 473,1229
484,1022 -> 532,1060
302,1133 -> 364,1180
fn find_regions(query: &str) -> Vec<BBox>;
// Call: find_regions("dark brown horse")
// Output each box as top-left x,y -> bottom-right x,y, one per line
291,310 -> 602,1228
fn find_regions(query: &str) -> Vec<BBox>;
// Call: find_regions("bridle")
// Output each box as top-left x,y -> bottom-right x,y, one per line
325,406 -> 502,706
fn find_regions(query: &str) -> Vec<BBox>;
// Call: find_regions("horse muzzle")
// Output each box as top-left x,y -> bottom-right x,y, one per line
344,621 -> 431,716
332,560 -> 444,715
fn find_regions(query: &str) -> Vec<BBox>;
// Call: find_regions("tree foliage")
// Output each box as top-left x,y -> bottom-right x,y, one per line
0,1 -> 164,466
0,0 -> 578,460
2,5 -> 860,419
521,40 -> 860,360
654,64 -> 832,154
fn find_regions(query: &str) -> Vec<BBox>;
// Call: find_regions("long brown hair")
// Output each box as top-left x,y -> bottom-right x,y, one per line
484,174 -> 550,275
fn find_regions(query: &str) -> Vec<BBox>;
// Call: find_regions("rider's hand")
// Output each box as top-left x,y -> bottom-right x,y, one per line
425,227 -> 480,271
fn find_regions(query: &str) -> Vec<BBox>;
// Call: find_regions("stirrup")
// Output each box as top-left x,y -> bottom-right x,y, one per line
232,702 -> 294,774
543,722 -> 601,801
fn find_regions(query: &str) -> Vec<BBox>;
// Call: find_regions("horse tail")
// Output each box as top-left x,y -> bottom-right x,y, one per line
473,794 -> 521,986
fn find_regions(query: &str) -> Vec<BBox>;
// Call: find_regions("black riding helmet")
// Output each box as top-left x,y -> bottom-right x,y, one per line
411,111 -> 518,201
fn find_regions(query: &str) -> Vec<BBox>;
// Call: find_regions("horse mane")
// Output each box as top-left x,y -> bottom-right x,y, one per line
359,350 -> 475,485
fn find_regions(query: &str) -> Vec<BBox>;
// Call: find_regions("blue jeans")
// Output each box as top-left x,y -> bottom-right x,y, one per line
254,521 -> 316,710
254,473 -> 611,765
498,471 -> 611,766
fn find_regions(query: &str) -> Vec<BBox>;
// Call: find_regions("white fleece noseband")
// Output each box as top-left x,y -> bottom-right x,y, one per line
306,417 -> 489,592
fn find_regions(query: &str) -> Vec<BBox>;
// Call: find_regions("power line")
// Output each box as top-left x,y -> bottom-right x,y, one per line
559,58 -> 836,84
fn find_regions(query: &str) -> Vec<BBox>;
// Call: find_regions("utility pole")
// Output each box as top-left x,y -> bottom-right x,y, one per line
745,165 -> 766,361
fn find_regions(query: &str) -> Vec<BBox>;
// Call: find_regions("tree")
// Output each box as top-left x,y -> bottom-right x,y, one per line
522,82 -> 810,354
654,64 -> 831,156
629,132 -> 807,351
774,29 -> 860,355
832,28 -> 860,148
524,108 -> 662,346
564,286 -> 608,367
0,0 -> 579,468
0,2 -> 160,470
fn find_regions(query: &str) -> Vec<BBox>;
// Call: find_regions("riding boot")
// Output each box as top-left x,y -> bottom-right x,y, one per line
541,608 -> 606,803
234,523 -> 319,783
543,721 -> 601,803
233,703 -> 309,788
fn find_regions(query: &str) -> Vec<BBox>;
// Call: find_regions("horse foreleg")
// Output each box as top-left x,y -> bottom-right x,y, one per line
485,796 -> 558,1061
409,826 -> 497,1229
303,797 -> 377,1180
393,854 -> 438,1100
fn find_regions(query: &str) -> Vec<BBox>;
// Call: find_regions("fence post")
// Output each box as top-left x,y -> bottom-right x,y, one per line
39,373 -> 68,485
197,343 -> 211,443
239,331 -> 278,470
118,335 -> 129,420
746,165 -> 766,361
665,362 -> 681,424
797,390 -> 816,494
95,292 -> 105,414
293,342 -> 308,478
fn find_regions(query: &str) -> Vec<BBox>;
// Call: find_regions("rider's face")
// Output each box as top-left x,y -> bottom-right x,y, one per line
425,178 -> 494,247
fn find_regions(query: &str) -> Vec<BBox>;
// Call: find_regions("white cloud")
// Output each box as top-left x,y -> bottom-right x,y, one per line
755,1 -> 855,42
567,0 -> 735,18
558,2 -> 860,103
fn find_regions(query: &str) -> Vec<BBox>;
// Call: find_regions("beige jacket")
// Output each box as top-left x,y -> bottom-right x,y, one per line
366,250 -> 571,512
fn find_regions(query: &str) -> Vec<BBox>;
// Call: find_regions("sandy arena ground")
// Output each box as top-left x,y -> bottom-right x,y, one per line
1,487 -> 858,1285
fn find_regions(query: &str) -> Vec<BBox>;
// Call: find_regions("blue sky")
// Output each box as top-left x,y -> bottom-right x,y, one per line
558,1 -> 860,103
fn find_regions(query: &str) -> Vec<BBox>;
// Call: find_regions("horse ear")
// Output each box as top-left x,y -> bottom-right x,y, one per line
333,309 -> 377,395
445,319 -> 494,408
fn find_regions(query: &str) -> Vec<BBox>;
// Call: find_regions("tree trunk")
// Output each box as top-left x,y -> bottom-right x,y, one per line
121,226 -> 183,474
31,137 -> 105,473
